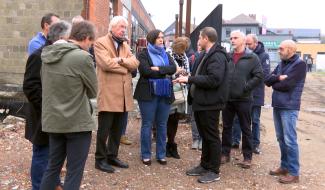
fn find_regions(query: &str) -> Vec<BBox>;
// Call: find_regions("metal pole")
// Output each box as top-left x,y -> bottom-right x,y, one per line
175,14 -> 179,38
179,0 -> 184,37
185,0 -> 191,37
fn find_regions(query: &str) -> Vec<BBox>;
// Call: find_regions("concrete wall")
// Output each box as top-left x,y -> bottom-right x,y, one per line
0,0 -> 84,85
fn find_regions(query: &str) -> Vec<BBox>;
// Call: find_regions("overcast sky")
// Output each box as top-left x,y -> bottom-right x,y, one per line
141,0 -> 324,34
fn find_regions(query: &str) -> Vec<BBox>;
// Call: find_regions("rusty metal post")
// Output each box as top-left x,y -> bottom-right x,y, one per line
179,0 -> 184,37
175,14 -> 179,38
185,0 -> 191,37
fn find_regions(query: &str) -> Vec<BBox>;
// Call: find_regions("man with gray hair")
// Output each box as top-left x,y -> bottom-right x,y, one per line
94,16 -> 139,173
23,20 -> 71,190
40,21 -> 97,189
221,30 -> 263,169
232,34 -> 270,154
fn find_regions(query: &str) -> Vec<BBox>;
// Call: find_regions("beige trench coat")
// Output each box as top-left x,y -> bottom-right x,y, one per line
94,34 -> 139,112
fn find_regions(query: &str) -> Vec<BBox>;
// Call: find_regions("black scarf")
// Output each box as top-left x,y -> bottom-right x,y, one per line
111,32 -> 126,56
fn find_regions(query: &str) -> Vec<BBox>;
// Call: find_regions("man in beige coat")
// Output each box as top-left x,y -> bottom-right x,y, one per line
94,16 -> 139,173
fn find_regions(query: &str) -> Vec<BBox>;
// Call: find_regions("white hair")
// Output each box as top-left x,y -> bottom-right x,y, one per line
231,30 -> 246,39
108,16 -> 128,31
71,15 -> 84,24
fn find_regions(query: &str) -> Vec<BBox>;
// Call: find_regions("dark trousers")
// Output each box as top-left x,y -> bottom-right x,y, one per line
194,110 -> 221,174
222,101 -> 253,160
31,145 -> 49,190
167,113 -> 179,143
40,132 -> 92,190
95,111 -> 127,161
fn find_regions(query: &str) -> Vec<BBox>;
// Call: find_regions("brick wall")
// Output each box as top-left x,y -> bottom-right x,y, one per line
0,0 -> 84,84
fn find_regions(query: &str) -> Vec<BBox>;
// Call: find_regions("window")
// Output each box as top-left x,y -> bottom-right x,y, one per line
246,28 -> 251,35
226,28 -> 231,37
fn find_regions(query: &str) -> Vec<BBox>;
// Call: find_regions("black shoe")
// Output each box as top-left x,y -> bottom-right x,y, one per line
95,160 -> 115,173
170,143 -> 180,159
142,159 -> 151,166
107,158 -> 129,168
253,146 -> 261,154
198,171 -> 220,183
166,143 -> 172,157
157,159 -> 167,165
186,165 -> 208,176
231,143 -> 239,149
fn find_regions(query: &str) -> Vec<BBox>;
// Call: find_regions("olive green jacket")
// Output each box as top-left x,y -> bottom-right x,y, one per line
41,42 -> 97,133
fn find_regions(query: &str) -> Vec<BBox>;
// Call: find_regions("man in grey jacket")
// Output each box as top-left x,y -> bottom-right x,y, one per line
40,21 -> 97,190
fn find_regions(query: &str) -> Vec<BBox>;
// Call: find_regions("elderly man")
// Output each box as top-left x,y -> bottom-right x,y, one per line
28,13 -> 60,55
232,34 -> 270,154
265,40 -> 306,184
40,21 -> 97,190
23,20 -> 69,190
221,30 -> 263,169
94,16 -> 139,173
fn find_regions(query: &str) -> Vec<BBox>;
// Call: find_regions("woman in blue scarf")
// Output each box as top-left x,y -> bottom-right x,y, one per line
134,29 -> 176,165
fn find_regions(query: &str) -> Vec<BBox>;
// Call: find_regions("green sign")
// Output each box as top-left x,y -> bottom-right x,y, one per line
262,41 -> 281,49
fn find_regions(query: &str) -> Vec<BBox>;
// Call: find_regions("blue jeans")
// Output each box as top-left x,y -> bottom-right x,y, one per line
189,105 -> 201,141
232,106 -> 261,147
138,96 -> 170,160
121,112 -> 128,135
31,145 -> 49,190
273,108 -> 299,176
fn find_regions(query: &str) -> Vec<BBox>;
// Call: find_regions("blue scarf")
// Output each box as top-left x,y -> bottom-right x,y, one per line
147,43 -> 171,97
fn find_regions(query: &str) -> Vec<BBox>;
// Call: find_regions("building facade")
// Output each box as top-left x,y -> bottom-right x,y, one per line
0,0 -> 154,84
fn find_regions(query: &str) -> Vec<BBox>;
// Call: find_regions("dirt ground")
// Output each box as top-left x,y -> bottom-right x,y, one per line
1,73 -> 325,190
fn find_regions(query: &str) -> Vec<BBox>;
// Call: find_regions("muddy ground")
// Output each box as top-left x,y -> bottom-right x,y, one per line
0,73 -> 325,190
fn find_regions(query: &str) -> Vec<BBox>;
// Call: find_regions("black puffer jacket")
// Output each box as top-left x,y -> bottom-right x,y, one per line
188,43 -> 230,111
228,48 -> 263,101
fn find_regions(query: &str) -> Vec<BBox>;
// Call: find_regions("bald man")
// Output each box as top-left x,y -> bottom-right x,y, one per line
265,40 -> 307,184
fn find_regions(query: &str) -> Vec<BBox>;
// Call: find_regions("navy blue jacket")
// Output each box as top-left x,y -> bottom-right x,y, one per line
228,48 -> 263,102
264,54 -> 307,110
252,42 -> 270,106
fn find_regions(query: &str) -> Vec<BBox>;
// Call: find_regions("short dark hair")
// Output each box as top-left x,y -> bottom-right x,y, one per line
69,21 -> 96,41
41,13 -> 59,29
146,29 -> 163,45
200,27 -> 218,43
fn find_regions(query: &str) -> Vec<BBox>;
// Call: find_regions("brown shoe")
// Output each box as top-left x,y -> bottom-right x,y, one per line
120,135 -> 132,145
269,167 -> 289,176
279,174 -> 299,184
220,155 -> 230,164
237,159 -> 251,169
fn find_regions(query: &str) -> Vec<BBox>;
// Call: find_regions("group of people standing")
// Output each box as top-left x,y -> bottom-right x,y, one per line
23,13 -> 307,189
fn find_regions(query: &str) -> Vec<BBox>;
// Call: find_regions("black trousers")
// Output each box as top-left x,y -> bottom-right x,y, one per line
95,111 -> 127,161
40,132 -> 92,190
222,101 -> 253,160
167,113 -> 180,143
194,110 -> 221,174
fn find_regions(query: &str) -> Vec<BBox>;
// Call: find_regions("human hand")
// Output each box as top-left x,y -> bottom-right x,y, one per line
151,66 -> 159,71
279,75 -> 288,81
173,75 -> 188,84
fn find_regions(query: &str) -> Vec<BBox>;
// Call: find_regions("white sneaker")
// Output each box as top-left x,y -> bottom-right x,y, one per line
191,139 -> 199,149
198,140 -> 202,150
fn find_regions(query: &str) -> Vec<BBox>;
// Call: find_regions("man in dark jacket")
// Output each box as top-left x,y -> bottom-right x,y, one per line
232,34 -> 270,154
23,21 -> 70,190
174,27 -> 229,183
221,30 -> 263,169
265,40 -> 306,184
